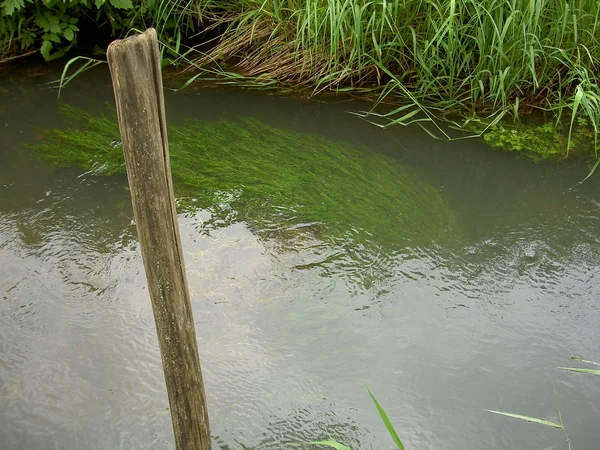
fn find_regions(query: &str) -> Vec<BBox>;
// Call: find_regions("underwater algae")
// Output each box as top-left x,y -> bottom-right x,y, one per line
30,105 -> 459,251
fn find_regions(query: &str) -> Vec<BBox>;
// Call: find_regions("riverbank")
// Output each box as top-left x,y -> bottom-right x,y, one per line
2,0 -> 599,166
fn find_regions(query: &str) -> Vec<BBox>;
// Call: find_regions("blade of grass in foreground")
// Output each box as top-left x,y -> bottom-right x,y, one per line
307,387 -> 405,450
367,387 -> 405,450
306,440 -> 351,450
54,56 -> 105,99
559,357 -> 600,375
569,357 -> 600,366
558,367 -> 600,375
486,410 -> 563,429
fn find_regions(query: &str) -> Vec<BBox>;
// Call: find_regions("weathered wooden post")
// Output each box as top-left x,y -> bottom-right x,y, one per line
106,29 -> 211,449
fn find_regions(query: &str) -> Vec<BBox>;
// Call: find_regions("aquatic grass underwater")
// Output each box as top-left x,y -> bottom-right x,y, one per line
30,105 -> 460,258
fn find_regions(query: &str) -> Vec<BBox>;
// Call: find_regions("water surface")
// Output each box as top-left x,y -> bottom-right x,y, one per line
1,63 -> 599,450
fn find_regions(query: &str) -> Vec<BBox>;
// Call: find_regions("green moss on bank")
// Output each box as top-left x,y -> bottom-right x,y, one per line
30,105 -> 460,251
483,122 -> 564,159
466,117 -> 597,160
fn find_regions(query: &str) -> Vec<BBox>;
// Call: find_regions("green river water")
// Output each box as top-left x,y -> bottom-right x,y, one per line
1,62 -> 599,449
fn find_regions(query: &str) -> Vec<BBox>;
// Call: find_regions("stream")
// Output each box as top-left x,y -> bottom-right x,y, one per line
1,62 -> 599,449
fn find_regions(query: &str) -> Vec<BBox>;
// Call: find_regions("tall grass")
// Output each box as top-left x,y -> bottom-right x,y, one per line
49,1 -> 600,165
190,0 -> 600,108
180,0 -> 599,160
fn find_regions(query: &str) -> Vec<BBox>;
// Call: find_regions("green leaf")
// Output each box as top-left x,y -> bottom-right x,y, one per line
367,388 -> 405,450
34,12 -> 50,31
63,28 -> 74,41
54,56 -> 105,99
108,0 -> 133,9
46,44 -> 70,62
40,40 -> 53,61
1,0 -> 22,15
35,12 -> 61,33
558,367 -> 600,376
583,156 -> 600,181
46,33 -> 61,43
20,29 -> 35,48
567,84 -> 584,156
49,21 -> 61,34
1,0 -> 25,16
486,410 -> 563,428
307,440 -> 351,450
94,0 -> 104,7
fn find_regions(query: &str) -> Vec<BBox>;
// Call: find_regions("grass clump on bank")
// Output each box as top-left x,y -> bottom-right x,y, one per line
30,105 -> 459,253
191,1 -> 600,129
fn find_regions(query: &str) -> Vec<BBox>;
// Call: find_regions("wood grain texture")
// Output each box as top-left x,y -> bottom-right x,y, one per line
107,28 -> 211,450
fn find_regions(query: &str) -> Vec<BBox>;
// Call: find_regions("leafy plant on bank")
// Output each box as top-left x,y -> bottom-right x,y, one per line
0,0 -> 130,62
0,0 -> 201,63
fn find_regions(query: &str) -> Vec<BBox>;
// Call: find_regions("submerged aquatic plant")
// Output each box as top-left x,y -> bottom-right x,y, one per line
30,105 -> 459,256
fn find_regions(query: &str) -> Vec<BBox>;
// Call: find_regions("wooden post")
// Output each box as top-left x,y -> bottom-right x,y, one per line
106,29 -> 211,450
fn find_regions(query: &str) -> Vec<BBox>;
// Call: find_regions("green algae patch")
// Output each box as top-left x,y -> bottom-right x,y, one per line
467,117 -> 597,161
30,105 -> 460,251
483,122 -> 565,159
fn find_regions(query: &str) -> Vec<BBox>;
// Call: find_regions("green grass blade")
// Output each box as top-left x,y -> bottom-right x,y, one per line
383,108 -> 422,127
567,85 -> 584,156
367,388 -> 405,450
307,440 -> 351,450
486,410 -> 563,429
54,56 -> 105,99
177,72 -> 206,90
582,156 -> 600,181
569,357 -> 600,366
553,382 -> 571,448
558,367 -> 600,375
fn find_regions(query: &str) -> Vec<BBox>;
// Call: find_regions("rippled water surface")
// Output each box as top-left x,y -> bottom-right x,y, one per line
1,63 -> 600,450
